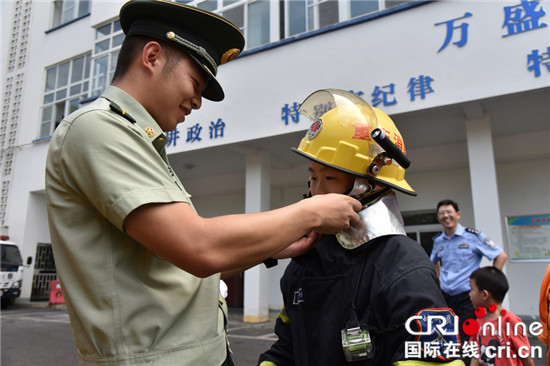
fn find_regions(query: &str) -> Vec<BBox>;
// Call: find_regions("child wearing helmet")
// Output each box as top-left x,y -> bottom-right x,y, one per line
258,90 -> 464,366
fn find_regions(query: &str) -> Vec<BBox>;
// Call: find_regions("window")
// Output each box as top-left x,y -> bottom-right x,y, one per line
385,0 -> 412,9
91,20 -> 124,97
284,0 -> 340,37
402,210 -> 440,256
181,0 -> 271,50
282,0 -> 416,38
245,0 -> 270,48
283,0 -> 377,38
177,0 -> 417,48
39,53 -> 91,138
307,0 -> 339,31
286,0 -> 307,37
350,0 -> 379,18
52,0 -> 90,27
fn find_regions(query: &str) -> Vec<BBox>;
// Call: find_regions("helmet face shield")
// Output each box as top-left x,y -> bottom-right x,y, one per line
293,89 -> 415,196
298,89 -> 379,137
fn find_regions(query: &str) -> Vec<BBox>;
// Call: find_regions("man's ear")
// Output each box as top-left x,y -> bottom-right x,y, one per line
141,41 -> 163,74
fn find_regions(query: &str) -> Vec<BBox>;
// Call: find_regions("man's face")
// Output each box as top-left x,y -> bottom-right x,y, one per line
147,49 -> 208,132
308,161 -> 355,196
437,204 -> 461,232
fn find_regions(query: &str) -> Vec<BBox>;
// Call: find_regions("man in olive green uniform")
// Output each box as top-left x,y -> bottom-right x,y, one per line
45,1 -> 360,365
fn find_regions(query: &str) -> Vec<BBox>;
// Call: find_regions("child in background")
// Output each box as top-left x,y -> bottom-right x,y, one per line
469,267 -> 534,366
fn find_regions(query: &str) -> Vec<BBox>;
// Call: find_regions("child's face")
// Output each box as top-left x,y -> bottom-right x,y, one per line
469,278 -> 485,309
308,161 -> 355,196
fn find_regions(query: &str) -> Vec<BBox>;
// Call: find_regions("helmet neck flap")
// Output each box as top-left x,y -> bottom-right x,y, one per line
336,189 -> 406,250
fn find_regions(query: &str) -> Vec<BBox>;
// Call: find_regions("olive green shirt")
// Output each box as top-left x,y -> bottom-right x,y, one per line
45,86 -> 228,365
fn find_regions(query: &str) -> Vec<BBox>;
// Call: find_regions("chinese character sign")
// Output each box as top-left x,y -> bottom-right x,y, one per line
165,117 -> 229,150
527,46 -> 550,77
371,84 -> 397,107
408,75 -> 435,101
435,12 -> 473,53
209,118 -> 226,139
281,103 -> 300,125
502,0 -> 548,37
166,129 -> 180,147
186,123 -> 203,143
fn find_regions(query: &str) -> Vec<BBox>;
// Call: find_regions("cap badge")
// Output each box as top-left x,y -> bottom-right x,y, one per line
307,119 -> 322,140
221,48 -> 241,65
144,127 -> 155,138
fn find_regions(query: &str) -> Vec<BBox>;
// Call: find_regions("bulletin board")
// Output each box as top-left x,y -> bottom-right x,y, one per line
505,214 -> 550,261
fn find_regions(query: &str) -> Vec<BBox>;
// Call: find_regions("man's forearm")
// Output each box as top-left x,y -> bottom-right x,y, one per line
493,251 -> 508,269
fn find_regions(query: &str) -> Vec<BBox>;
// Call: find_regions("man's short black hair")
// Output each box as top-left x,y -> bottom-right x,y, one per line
470,266 -> 509,303
112,35 -> 184,83
437,199 -> 459,213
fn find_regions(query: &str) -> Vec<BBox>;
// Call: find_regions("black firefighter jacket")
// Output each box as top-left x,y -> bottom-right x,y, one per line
258,234 -> 455,366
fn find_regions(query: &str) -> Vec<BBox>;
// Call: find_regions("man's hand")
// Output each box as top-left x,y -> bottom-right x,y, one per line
304,194 -> 362,234
271,231 -> 321,259
271,194 -> 361,260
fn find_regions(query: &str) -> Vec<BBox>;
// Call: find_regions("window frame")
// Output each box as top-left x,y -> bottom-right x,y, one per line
39,53 -> 91,139
52,0 -> 90,28
179,0 -> 271,50
90,19 -> 124,98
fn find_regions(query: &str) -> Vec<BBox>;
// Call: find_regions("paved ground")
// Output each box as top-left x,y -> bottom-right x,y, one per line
1,300 -> 547,366
227,310 -> 278,366
0,300 -> 276,366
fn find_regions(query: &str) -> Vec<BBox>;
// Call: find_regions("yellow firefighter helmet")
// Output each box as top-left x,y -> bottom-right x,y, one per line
292,89 -> 415,196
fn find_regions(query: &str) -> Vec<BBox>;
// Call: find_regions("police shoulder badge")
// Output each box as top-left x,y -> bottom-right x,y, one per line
465,227 -> 481,235
307,119 -> 322,140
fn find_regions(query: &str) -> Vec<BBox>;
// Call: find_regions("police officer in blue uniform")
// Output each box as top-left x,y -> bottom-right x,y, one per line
431,199 -> 508,364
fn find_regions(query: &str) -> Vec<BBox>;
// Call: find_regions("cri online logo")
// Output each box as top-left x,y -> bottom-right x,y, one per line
405,305 -> 544,340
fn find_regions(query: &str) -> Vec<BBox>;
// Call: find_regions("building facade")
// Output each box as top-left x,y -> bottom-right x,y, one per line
2,0 -> 549,320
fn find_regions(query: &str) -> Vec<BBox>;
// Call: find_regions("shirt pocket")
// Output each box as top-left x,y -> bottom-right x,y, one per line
456,244 -> 475,266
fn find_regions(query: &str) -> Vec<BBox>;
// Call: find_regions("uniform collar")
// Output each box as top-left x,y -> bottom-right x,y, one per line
102,86 -> 168,157
444,223 -> 465,239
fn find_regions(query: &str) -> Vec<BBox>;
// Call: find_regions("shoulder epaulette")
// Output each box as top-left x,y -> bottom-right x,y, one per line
465,227 -> 481,235
432,232 -> 443,240
109,101 -> 136,124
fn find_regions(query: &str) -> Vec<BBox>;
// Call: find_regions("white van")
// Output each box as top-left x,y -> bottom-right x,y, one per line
1,237 -> 32,308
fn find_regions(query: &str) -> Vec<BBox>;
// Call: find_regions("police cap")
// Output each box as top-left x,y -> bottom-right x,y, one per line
119,0 -> 245,101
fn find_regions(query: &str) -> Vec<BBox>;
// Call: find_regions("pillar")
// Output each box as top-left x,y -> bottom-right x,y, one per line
243,150 -> 271,322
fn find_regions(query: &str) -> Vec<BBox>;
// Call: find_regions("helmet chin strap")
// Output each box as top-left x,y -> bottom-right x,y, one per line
345,178 -> 390,210
303,175 -> 389,207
